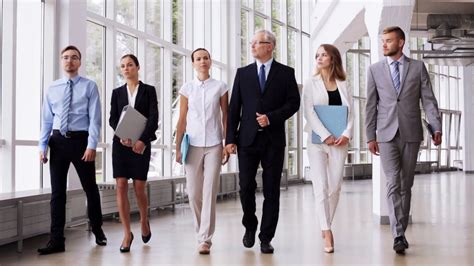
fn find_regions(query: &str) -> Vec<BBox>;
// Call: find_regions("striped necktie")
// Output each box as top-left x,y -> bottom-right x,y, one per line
59,79 -> 73,135
391,61 -> 400,93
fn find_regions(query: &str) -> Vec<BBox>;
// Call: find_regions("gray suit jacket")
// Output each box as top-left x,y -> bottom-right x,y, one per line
365,56 -> 442,143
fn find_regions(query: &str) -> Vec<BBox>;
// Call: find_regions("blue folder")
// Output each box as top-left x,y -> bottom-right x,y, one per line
311,105 -> 348,144
181,133 -> 190,164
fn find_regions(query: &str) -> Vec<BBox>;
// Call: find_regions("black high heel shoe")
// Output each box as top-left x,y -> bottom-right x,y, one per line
142,221 -> 152,244
120,232 -> 134,253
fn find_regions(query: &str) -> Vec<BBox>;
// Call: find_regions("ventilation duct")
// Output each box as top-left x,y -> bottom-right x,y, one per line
423,14 -> 474,66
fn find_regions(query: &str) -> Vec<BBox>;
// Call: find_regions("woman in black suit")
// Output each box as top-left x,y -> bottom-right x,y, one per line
109,54 -> 158,252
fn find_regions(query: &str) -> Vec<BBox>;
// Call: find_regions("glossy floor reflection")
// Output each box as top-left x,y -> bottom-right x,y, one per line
1,171 -> 473,265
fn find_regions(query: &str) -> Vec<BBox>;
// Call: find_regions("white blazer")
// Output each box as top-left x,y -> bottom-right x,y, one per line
302,74 -> 354,142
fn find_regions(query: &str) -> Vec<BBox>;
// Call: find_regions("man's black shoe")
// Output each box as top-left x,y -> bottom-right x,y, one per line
242,230 -> 256,248
393,236 -> 407,254
402,235 -> 409,249
260,241 -> 274,254
37,240 -> 65,255
93,228 -> 107,246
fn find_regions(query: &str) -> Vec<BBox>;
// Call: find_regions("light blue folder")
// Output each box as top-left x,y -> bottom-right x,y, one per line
181,133 -> 190,164
311,105 -> 348,144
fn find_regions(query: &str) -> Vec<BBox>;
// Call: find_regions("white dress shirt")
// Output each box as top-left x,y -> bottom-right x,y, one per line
387,54 -> 406,84
127,84 -> 139,108
180,77 -> 228,147
256,58 -> 273,80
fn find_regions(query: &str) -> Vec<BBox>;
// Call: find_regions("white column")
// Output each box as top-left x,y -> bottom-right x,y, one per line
55,0 -> 88,188
462,66 -> 474,172
0,0 -> 17,193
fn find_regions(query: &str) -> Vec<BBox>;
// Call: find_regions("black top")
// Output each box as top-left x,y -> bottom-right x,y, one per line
327,88 -> 342,106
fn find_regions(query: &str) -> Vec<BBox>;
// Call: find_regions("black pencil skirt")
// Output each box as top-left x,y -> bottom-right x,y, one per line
112,140 -> 151,181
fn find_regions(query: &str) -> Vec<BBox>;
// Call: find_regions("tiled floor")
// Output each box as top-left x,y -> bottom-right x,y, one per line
1,171 -> 473,265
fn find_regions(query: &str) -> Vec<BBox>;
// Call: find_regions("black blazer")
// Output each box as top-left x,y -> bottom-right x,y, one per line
226,60 -> 300,147
109,81 -> 159,143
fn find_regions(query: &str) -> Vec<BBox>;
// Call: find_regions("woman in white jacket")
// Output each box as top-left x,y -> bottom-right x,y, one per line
303,44 -> 354,253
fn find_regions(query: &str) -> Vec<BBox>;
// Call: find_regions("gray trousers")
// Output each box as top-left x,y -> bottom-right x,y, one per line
378,132 -> 420,238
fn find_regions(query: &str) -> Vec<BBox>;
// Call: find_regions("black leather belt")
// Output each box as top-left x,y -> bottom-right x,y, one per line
53,130 -> 88,138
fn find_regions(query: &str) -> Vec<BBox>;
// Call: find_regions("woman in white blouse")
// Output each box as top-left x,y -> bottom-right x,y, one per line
303,44 -> 354,253
175,48 -> 229,254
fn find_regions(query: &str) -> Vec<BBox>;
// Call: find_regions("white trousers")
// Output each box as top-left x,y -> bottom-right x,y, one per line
307,140 -> 348,230
184,144 -> 222,245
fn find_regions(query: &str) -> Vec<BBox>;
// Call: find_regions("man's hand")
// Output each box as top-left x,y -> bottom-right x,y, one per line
225,144 -> 237,154
256,112 -> 269,128
323,135 -> 336,146
39,151 -> 48,164
132,140 -> 146,154
334,135 -> 349,146
120,138 -> 132,147
82,149 -> 96,162
433,132 -> 442,146
368,140 -> 379,156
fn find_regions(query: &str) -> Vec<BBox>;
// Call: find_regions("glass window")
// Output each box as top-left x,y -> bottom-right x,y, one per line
15,146 -> 40,191
87,0 -> 105,16
95,148 -> 104,182
287,28 -> 296,68
86,21 -> 105,142
255,15 -> 265,31
146,0 -> 161,38
145,42 -> 162,144
116,0 -> 137,28
116,32 -> 137,86
172,53 -> 184,176
302,35 -> 310,78
172,0 -> 184,45
241,10 -> 249,66
255,0 -> 265,13
271,23 -> 282,61
211,0 -> 222,62
272,0 -> 282,21
16,0 -> 42,140
287,0 -> 296,27
241,0 -> 249,8
358,53 -> 370,97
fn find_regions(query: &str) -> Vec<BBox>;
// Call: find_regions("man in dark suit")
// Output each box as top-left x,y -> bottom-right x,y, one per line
225,30 -> 300,254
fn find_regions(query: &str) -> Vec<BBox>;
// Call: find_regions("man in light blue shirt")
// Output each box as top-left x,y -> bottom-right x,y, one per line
38,45 -> 107,255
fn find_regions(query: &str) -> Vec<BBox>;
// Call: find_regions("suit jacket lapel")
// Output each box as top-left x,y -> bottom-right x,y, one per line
119,85 -> 128,108
134,81 -> 145,108
399,58 -> 410,94
383,60 -> 398,96
263,60 -> 280,94
248,63 -> 261,97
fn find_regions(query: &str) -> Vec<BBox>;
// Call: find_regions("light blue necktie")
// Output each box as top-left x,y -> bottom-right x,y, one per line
259,64 -> 266,93
391,61 -> 400,93
59,79 -> 73,135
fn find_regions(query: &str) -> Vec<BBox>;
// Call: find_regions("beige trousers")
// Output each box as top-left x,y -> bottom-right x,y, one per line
184,144 -> 222,245
307,140 -> 348,230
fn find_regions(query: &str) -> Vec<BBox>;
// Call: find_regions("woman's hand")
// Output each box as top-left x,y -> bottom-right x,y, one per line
334,135 -> 349,146
176,150 -> 182,164
120,138 -> 132,147
132,140 -> 146,154
222,149 -> 230,165
323,135 -> 336,146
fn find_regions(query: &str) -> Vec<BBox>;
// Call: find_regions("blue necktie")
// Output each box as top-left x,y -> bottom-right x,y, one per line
391,61 -> 400,93
259,64 -> 266,93
59,79 -> 73,135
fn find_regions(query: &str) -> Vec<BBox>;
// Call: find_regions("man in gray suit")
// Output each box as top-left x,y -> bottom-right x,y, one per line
365,26 -> 442,254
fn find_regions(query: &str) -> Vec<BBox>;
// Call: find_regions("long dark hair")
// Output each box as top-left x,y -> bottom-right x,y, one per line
314,44 -> 346,81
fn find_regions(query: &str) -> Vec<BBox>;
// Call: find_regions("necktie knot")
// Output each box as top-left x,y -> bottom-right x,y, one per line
259,64 -> 266,93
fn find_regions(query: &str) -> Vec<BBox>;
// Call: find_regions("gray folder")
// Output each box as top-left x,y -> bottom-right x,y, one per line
114,105 -> 147,145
